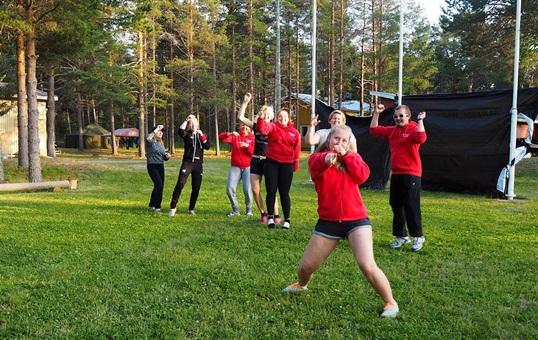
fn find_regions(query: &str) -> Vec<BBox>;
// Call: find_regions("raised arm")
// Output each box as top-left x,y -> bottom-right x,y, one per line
304,115 -> 321,146
370,104 -> 384,129
237,93 -> 254,128
147,125 -> 163,142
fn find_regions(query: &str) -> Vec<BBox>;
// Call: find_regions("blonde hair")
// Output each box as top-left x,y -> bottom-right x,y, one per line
328,110 -> 346,124
312,125 -> 354,172
259,105 -> 274,120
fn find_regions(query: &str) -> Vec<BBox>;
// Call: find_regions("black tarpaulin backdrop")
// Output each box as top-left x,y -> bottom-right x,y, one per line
311,88 -> 538,194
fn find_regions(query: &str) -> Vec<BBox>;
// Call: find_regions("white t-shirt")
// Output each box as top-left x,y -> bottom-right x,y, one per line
316,128 -> 357,147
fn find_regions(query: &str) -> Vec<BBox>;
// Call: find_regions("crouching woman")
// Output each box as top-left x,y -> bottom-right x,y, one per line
283,125 -> 399,318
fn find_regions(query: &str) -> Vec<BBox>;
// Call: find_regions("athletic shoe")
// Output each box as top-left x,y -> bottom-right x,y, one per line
187,210 -> 196,215
168,208 -> 176,217
411,236 -> 425,252
148,207 -> 156,212
154,208 -> 162,214
274,215 -> 282,224
380,302 -> 399,318
283,282 -> 307,293
246,211 -> 253,217
282,221 -> 290,229
267,218 -> 276,228
227,211 -> 240,217
390,237 -> 410,249
261,213 -> 268,224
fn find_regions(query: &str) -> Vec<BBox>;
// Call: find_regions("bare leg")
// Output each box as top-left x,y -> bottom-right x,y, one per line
274,195 -> 280,215
297,235 -> 339,287
348,228 -> 397,305
250,173 -> 265,214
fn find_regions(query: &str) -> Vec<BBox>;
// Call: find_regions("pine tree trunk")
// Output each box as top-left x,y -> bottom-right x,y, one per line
360,0 -> 366,116
110,101 -> 118,155
138,30 -> 147,158
371,0 -> 378,105
26,26 -> 42,182
329,0 -> 335,106
76,92 -> 84,150
338,0 -> 345,109
188,2 -> 194,117
17,32 -> 29,168
231,24 -> 237,133
152,18 -> 157,128
46,68 -> 56,158
65,111 -> 72,134
248,0 -> 254,119
0,157 -> 4,183
168,31 -> 175,154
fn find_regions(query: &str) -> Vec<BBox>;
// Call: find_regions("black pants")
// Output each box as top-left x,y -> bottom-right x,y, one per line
264,159 -> 294,220
170,161 -> 203,210
147,163 -> 165,209
389,174 -> 423,237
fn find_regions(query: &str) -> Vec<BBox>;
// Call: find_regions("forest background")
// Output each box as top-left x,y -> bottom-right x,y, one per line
0,0 -> 537,182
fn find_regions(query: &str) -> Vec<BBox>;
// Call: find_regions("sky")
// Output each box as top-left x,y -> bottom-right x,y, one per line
416,0 -> 447,25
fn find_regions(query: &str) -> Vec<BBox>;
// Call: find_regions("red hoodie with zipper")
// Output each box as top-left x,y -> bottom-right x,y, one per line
309,151 -> 370,221
219,131 -> 255,168
256,117 -> 301,171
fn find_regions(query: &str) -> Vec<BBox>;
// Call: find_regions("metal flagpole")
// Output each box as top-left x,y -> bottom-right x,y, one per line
397,0 -> 404,105
310,0 -> 317,153
506,0 -> 522,200
275,0 -> 281,111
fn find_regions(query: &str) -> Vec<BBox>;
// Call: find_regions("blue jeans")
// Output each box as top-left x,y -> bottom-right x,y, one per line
226,166 -> 253,213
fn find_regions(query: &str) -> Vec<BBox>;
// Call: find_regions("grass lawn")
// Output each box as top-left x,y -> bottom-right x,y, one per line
1,152 -> 537,338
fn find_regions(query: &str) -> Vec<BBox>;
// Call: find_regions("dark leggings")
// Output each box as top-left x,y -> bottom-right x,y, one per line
147,163 -> 165,209
389,174 -> 423,237
264,159 -> 294,220
170,161 -> 203,210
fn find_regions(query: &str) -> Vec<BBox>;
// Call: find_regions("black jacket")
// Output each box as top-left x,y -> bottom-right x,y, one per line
179,128 -> 210,163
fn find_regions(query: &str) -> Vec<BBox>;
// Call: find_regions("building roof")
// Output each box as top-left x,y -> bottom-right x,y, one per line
0,82 -> 58,101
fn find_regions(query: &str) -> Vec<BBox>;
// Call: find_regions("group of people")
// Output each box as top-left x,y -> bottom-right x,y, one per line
145,95 -> 428,319
146,114 -> 210,217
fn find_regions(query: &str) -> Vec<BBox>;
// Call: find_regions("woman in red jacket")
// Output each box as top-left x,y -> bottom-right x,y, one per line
282,125 -> 399,318
219,124 -> 255,217
256,109 -> 301,229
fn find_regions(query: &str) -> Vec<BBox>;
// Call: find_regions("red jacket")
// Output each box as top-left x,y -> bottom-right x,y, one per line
219,131 -> 255,168
370,122 -> 427,176
256,117 -> 301,171
309,151 -> 370,221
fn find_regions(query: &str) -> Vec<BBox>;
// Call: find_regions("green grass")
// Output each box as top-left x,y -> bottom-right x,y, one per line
1,154 -> 537,338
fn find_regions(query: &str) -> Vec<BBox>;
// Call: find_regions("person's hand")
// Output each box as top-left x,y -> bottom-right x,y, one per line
243,93 -> 252,104
375,104 -> 385,115
325,152 -> 338,166
164,152 -> 171,160
232,131 -> 239,136
333,144 -> 347,157
310,115 -> 320,127
417,111 -> 426,120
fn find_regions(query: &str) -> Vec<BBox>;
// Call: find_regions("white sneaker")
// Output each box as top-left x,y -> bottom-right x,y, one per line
390,237 -> 410,249
282,221 -> 290,229
168,208 -> 176,217
154,208 -> 162,214
411,236 -> 425,252
227,211 -> 240,217
380,302 -> 399,318
187,210 -> 196,215
246,211 -> 253,216
283,282 -> 308,293
267,218 -> 276,228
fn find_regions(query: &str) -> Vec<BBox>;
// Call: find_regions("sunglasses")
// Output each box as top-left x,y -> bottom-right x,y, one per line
393,113 -> 407,118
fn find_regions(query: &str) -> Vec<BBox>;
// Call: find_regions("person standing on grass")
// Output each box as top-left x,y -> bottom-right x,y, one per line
238,93 -> 282,224
283,125 -> 399,318
370,104 -> 427,252
219,123 -> 255,217
146,125 -> 171,213
168,115 -> 210,217
305,109 -> 358,152
256,108 -> 301,229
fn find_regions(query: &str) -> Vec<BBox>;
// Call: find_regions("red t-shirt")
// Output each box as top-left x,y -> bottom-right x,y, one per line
309,151 -> 370,221
370,122 -> 427,176
219,131 -> 255,168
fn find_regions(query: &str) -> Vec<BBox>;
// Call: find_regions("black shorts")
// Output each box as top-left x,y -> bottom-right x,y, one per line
314,219 -> 372,240
250,157 -> 265,176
